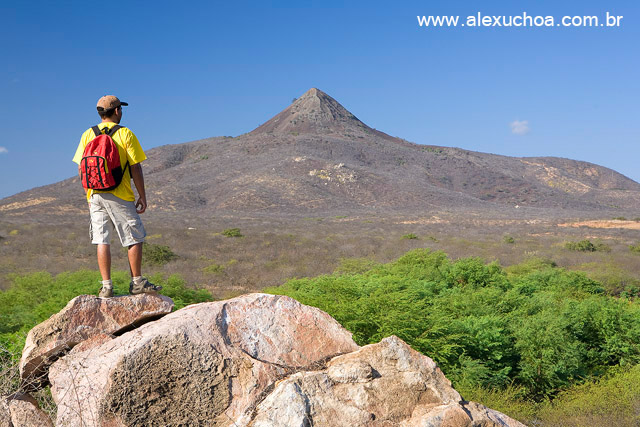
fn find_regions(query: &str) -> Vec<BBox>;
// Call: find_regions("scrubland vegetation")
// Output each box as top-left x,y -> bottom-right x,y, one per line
266,249 -> 640,425
3,217 -> 640,425
6,216 -> 640,297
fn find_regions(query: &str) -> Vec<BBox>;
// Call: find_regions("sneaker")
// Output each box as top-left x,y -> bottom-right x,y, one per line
129,277 -> 163,295
98,286 -> 114,298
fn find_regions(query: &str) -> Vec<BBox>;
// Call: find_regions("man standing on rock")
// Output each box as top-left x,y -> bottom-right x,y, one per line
72,95 -> 162,298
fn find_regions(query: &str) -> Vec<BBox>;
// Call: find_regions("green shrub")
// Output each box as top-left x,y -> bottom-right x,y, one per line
266,248 -> 640,400
0,271 -> 212,351
593,240 -> 611,252
0,270 -> 212,417
613,217 -> 627,221
201,263 -> 224,274
620,287 -> 640,299
565,240 -> 596,252
0,271 -> 102,341
222,228 -> 243,238
576,261 -> 640,296
503,235 -> 515,244
142,243 -> 177,265
565,239 -> 610,252
401,233 -> 418,240
505,257 -> 556,277
629,244 -> 640,253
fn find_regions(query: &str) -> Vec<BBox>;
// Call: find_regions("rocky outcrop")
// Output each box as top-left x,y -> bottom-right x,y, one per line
48,293 -> 359,426
19,293 -> 174,389
18,292 -> 527,426
0,393 -> 53,427
250,336 -> 524,427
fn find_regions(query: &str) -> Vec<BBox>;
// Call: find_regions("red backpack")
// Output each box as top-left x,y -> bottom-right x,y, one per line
79,125 -> 129,190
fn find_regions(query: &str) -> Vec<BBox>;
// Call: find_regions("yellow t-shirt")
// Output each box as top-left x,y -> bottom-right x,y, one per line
72,122 -> 147,202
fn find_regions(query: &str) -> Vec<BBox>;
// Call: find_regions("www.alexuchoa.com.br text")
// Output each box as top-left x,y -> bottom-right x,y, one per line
417,12 -> 623,28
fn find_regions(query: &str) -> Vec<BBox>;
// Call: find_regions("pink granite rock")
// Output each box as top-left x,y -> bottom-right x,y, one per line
20,293 -> 174,389
1,393 -> 53,427
44,293 -> 526,426
250,336 -> 527,427
48,293 -> 359,426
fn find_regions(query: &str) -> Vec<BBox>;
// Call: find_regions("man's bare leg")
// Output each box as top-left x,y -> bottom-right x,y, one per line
97,244 -> 111,281
128,243 -> 162,294
128,243 -> 143,278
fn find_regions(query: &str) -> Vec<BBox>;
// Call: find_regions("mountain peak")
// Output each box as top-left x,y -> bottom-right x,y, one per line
250,88 -> 371,136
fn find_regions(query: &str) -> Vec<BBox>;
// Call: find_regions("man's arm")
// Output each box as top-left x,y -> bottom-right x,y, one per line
77,168 -> 88,198
130,163 -> 147,214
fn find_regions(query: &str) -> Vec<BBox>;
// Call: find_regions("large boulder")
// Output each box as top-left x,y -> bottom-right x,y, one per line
20,293 -> 174,389
49,293 -> 360,426
250,336 -> 525,427
0,393 -> 54,427
43,292 -> 526,426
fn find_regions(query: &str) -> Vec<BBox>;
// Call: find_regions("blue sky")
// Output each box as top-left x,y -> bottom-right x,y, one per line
1,0 -> 638,199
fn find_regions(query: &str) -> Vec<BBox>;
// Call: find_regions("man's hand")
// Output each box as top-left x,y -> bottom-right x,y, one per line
136,197 -> 147,214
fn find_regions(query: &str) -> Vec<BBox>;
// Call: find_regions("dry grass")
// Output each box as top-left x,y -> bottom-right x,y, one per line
534,366 -> 640,427
559,219 -> 640,230
4,214 -> 640,297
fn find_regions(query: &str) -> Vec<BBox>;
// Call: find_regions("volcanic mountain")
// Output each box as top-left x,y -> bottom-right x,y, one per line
2,88 -> 640,222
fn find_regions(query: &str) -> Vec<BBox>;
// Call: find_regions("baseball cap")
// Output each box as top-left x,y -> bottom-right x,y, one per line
96,95 -> 128,112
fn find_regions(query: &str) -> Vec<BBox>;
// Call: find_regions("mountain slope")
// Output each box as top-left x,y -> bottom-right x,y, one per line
2,88 -> 639,221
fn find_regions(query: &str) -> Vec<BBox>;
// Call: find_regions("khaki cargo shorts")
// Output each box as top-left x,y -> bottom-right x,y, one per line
89,193 -> 146,247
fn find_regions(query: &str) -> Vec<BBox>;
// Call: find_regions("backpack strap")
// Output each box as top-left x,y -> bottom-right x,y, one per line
106,125 -> 129,176
106,125 -> 123,137
122,160 -> 130,177
91,124 -> 124,137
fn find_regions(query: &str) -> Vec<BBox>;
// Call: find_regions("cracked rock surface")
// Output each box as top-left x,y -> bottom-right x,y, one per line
40,292 -> 525,426
19,293 -> 174,390
48,293 -> 358,426
250,336 -> 525,427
